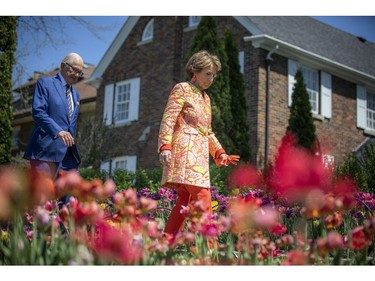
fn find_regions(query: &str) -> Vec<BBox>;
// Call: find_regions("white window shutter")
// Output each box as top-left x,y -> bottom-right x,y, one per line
288,59 -> 298,106
127,156 -> 137,173
357,85 -> 367,129
320,71 -> 332,119
104,84 -> 114,125
100,161 -> 110,174
128,77 -> 141,122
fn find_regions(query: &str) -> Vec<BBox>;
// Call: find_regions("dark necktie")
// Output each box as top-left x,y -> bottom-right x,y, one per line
66,85 -> 73,120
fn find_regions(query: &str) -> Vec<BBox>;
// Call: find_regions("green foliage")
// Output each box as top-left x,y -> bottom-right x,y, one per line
0,17 -> 17,164
80,165 -> 230,194
134,167 -> 162,192
80,166 -> 163,193
113,169 -> 136,191
209,163 -> 233,195
335,143 -> 375,193
224,28 -> 251,161
287,69 -> 317,152
113,167 -> 163,193
187,16 -> 234,153
79,167 -> 109,182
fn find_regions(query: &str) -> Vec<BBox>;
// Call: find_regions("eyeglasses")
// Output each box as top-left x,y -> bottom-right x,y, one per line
64,62 -> 84,77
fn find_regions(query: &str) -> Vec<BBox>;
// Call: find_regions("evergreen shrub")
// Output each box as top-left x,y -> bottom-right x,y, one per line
335,143 -> 375,193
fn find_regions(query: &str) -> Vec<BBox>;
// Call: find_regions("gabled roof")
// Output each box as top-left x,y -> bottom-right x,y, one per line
86,16 -> 375,88
244,16 -> 375,77
13,64 -> 96,100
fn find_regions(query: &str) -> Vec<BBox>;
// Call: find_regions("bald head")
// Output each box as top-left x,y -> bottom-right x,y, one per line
62,52 -> 84,65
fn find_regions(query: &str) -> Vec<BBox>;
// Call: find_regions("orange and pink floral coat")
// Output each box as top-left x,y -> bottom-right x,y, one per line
158,82 -> 225,189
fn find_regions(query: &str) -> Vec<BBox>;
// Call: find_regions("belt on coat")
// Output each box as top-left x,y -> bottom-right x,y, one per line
197,126 -> 211,137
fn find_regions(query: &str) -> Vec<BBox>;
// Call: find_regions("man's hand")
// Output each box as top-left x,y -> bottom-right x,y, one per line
57,130 -> 75,147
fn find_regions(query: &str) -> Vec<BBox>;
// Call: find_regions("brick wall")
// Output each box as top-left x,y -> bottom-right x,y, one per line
315,76 -> 367,163
258,54 -> 369,166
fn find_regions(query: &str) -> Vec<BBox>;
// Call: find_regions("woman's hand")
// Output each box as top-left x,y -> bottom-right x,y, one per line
159,150 -> 171,165
215,154 -> 240,167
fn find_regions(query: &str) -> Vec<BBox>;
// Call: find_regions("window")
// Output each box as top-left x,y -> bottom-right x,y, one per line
189,16 -> 201,27
238,51 -> 245,74
115,158 -> 127,170
103,77 -> 141,126
367,91 -> 375,130
357,86 -> 375,131
288,59 -> 332,118
142,19 -> 154,42
12,125 -> 20,150
116,82 -> 131,122
100,155 -> 137,176
301,67 -> 319,113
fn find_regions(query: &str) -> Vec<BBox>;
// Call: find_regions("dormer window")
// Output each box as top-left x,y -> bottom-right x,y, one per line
189,16 -> 201,27
142,19 -> 154,42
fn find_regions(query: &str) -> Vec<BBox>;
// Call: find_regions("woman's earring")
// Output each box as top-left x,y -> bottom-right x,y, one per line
192,75 -> 197,83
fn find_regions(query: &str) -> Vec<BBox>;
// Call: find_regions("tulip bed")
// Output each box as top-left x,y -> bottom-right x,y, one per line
1,135 -> 374,267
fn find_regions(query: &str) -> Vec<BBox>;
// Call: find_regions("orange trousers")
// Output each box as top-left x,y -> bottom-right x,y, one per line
164,184 -> 212,235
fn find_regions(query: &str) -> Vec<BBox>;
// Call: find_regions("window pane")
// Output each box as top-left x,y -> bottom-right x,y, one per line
367,91 -> 375,110
142,19 -> 154,41
115,160 -> 127,170
367,91 -> 375,130
115,82 -> 131,122
302,67 -> 319,113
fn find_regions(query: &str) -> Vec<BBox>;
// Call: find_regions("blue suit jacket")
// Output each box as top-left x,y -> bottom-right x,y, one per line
24,73 -> 81,165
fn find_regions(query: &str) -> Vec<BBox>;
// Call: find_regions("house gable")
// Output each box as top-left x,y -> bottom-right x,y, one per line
86,16 -> 140,88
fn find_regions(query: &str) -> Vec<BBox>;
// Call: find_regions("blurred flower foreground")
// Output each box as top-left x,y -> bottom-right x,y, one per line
1,134 -> 374,265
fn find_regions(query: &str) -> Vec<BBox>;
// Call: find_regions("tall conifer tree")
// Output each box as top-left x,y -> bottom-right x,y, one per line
224,29 -> 251,161
287,69 -> 317,152
0,17 -> 17,164
187,16 -> 234,153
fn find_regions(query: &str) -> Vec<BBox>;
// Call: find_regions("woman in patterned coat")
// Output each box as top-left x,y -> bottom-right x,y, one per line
158,50 -> 240,235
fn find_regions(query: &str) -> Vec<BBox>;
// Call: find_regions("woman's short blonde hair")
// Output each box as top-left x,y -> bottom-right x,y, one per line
185,50 -> 221,78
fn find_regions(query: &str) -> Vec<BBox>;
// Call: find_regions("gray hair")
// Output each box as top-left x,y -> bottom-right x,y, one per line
62,52 -> 83,65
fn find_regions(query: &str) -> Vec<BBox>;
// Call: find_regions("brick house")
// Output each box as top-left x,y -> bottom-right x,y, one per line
86,16 -> 375,174
11,64 -> 97,160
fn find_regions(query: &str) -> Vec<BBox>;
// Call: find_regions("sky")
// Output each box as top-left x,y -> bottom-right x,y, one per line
13,16 -> 128,88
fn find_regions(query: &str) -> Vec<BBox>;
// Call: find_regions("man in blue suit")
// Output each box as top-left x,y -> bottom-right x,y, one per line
24,52 -> 84,180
